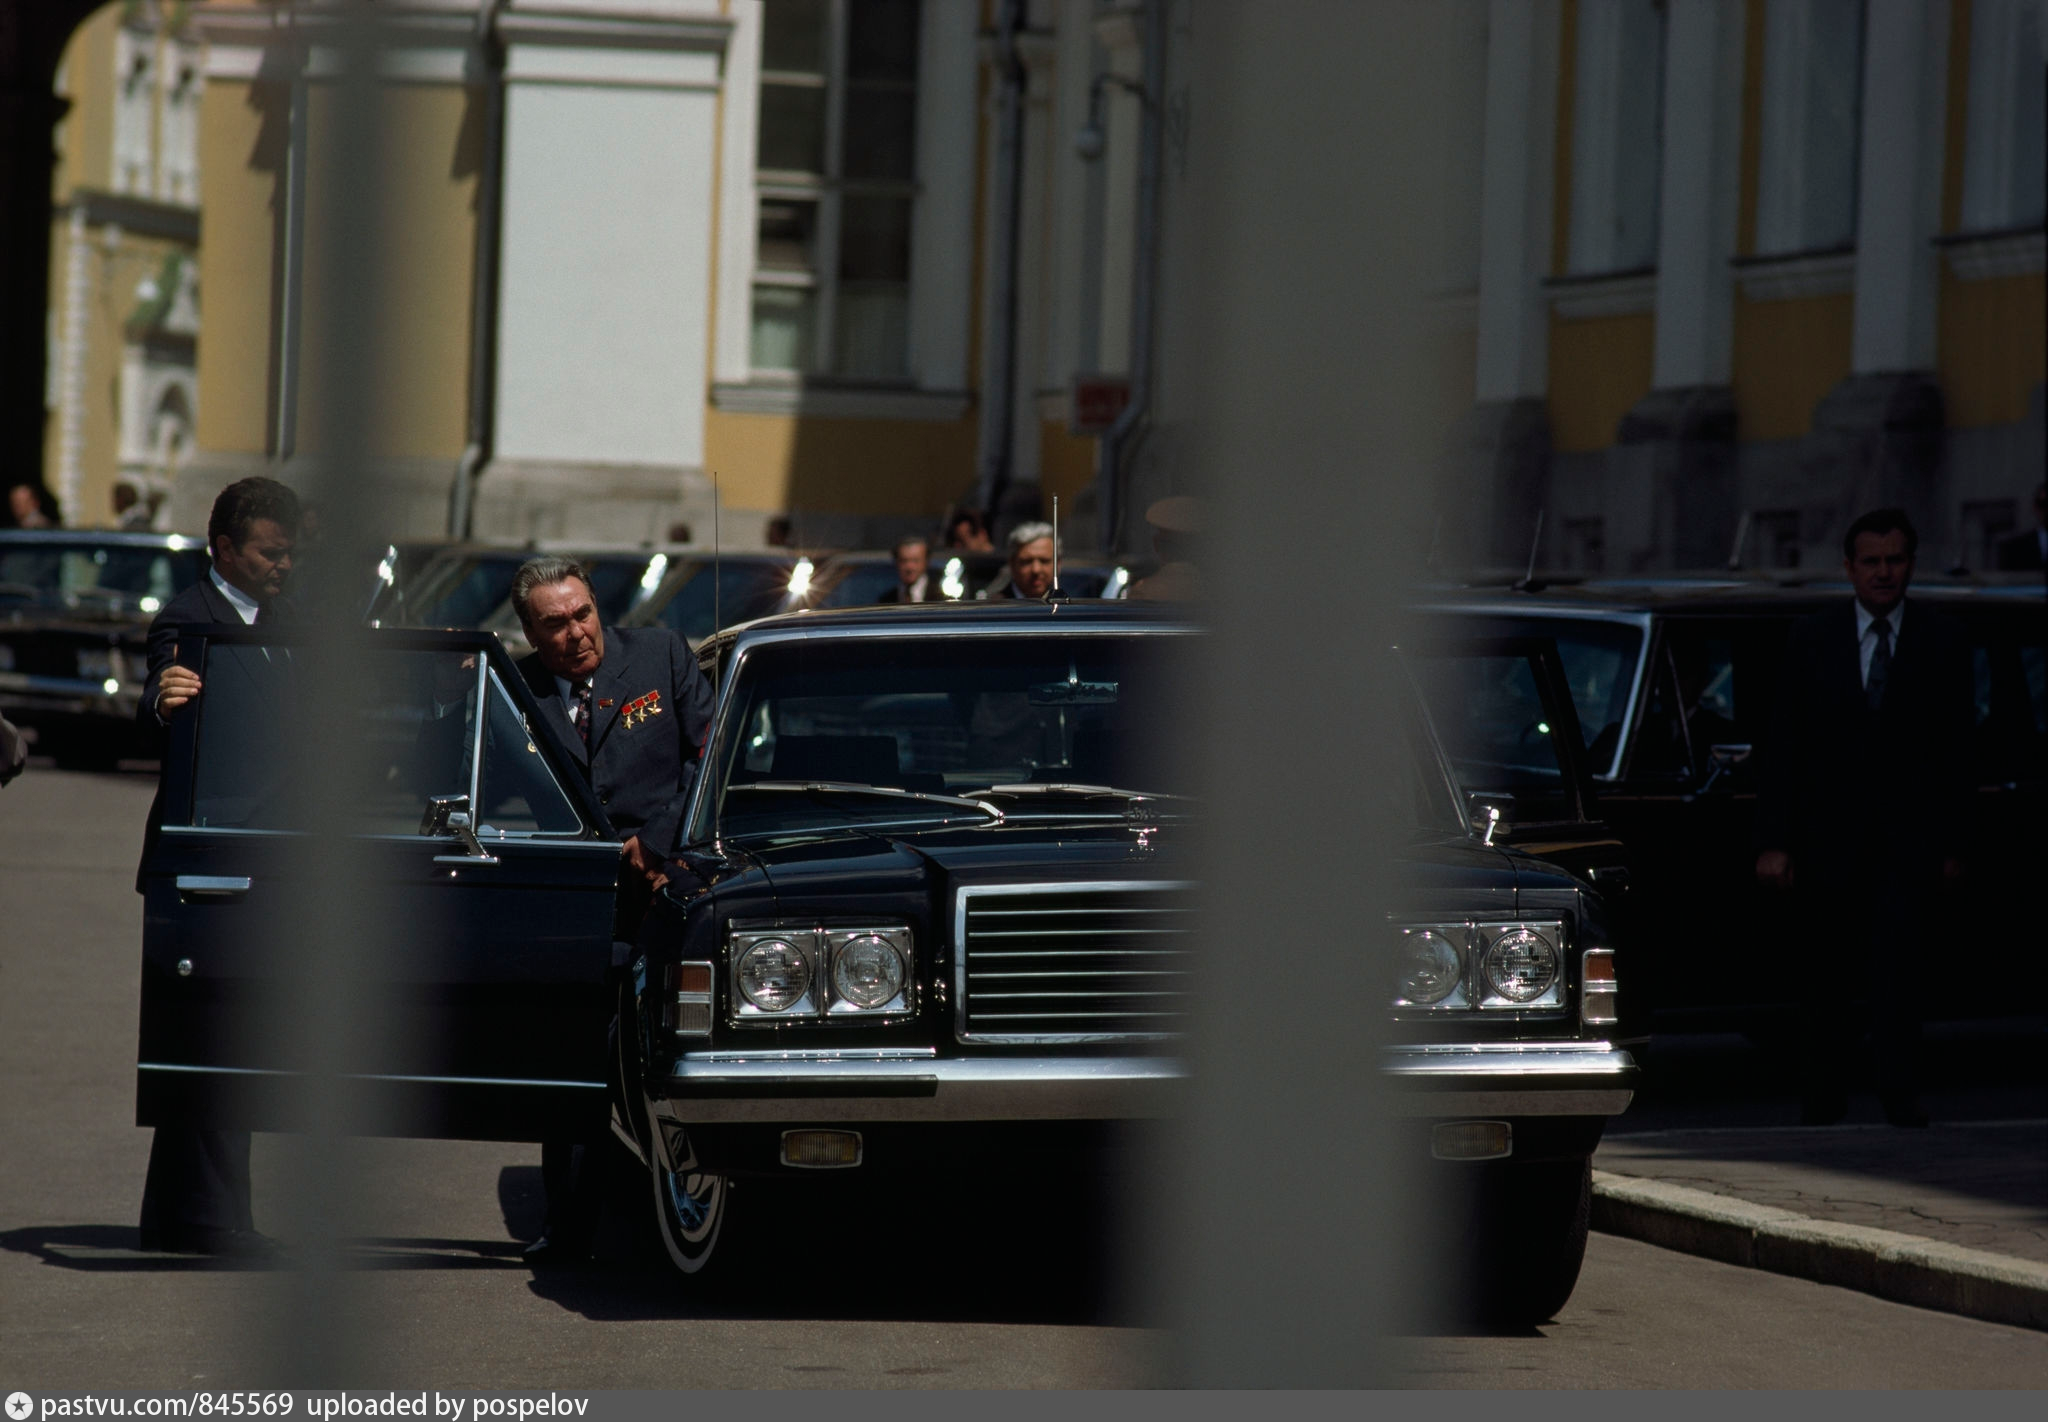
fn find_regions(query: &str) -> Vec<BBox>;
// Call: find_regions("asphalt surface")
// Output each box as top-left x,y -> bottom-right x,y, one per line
5,761 -> 2045,1388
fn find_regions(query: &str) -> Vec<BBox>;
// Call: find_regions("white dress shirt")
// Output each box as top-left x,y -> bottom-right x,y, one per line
209,567 -> 261,624
1854,598 -> 1903,689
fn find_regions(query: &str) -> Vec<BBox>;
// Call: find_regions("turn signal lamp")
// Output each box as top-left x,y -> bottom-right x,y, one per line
1581,949 -> 1618,1028
1431,1121 -> 1512,1161
781,1129 -> 862,1169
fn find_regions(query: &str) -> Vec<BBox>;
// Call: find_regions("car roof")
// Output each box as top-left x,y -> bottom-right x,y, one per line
0,529 -> 206,551
714,595 -> 1196,647
1412,573 -> 2045,618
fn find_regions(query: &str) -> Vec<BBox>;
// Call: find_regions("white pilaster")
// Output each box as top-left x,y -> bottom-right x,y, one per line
1043,0 -> 1098,394
1474,0 -> 1560,402
1851,0 -> 1950,374
711,0 -> 760,387
909,0 -> 979,393
492,3 -> 732,470
1652,0 -> 1745,389
1092,8 -> 1143,375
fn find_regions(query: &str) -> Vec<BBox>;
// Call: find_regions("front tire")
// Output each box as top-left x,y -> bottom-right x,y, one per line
1479,1156 -> 1591,1324
651,1153 -> 729,1278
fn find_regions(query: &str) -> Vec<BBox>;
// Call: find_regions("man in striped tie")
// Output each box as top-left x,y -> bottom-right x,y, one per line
1754,509 -> 1972,1129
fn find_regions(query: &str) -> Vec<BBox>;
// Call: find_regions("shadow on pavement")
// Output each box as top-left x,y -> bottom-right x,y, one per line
0,1223 -> 536,1272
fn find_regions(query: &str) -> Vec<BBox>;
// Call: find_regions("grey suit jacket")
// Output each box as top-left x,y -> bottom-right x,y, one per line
517,626 -> 716,857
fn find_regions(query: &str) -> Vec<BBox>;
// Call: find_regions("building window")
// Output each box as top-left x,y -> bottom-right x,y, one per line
1566,0 -> 1667,275
1960,0 -> 2047,234
112,25 -> 156,198
1754,509 -> 1804,568
156,42 -> 201,207
752,0 -> 921,381
1754,0 -> 1865,256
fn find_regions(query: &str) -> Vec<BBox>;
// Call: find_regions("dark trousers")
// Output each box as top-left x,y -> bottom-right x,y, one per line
1791,862 -> 1929,1107
140,1128 -> 253,1248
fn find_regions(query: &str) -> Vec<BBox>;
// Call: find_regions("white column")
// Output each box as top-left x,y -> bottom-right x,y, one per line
1043,0 -> 1097,393
493,3 -> 732,470
1651,0 -> 1745,390
711,0 -> 761,387
909,0 -> 979,393
55,204 -> 91,526
1851,0 -> 1950,373
1473,0 -> 1560,402
1092,7 -> 1143,375
1007,34 -> 1059,485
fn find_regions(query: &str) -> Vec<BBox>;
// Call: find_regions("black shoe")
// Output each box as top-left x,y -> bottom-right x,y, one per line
1799,1093 -> 1849,1126
522,1234 -> 589,1268
142,1225 -> 282,1259
1882,1096 -> 1930,1128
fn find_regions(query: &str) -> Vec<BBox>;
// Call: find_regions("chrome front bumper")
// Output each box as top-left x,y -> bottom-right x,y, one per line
656,1042 -> 1636,1124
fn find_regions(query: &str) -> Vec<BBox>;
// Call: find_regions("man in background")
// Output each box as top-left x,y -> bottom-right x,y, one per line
981,522 -> 1057,601
112,483 -> 155,530
1754,508 -> 1971,1128
877,535 -> 936,603
136,475 -> 300,1255
8,482 -> 55,529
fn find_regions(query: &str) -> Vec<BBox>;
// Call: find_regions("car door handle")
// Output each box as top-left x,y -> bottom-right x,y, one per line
1589,865 -> 1630,890
176,875 -> 252,901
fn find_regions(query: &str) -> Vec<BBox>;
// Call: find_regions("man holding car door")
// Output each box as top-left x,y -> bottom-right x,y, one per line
135,476 -> 300,1256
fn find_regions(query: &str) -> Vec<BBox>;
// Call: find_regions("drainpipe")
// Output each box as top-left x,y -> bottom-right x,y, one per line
450,0 -> 506,539
974,0 -> 1027,521
1095,0 -> 1163,556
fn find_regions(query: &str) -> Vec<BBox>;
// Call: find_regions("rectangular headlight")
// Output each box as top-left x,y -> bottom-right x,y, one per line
727,922 -> 915,1026
1390,920 -> 1568,1012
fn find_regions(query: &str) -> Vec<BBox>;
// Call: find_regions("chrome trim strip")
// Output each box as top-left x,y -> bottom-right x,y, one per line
658,1053 -> 1183,1124
137,1062 -> 605,1089
684,1047 -> 939,1063
955,880 -> 1195,1045
1393,1088 -> 1634,1117
175,875 -> 252,895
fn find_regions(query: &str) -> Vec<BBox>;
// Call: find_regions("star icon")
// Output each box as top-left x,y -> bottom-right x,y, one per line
8,1392 -> 35,1421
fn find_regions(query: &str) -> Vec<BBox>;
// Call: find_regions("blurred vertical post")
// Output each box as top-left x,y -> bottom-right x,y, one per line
254,0 -> 396,1383
1157,0 -> 1475,1384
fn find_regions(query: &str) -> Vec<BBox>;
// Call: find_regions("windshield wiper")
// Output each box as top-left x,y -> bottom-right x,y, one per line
970,782 -> 1191,803
729,781 -> 1004,821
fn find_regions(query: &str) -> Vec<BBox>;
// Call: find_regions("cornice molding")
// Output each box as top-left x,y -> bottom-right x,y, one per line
1936,227 -> 2046,282
711,383 -> 972,422
1543,269 -> 1657,319
1731,249 -> 1856,302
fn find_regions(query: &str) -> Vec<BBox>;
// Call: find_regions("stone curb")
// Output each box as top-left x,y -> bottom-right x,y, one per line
1590,1170 -> 2048,1333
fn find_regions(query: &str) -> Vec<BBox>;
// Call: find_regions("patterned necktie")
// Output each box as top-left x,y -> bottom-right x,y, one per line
572,679 -> 592,745
1866,616 -> 1891,712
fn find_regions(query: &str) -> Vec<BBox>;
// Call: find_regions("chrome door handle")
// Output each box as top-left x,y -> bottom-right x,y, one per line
176,875 -> 252,900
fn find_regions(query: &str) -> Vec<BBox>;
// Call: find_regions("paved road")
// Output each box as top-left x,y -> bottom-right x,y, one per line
5,763 -> 2044,1388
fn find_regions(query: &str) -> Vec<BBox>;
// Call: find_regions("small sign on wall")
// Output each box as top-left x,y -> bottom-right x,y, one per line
1068,375 -> 1131,436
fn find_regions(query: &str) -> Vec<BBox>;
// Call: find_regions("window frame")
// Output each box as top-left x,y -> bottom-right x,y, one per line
752,0 -> 922,382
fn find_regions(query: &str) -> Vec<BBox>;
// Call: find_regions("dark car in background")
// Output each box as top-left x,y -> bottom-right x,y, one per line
615,552 -> 801,649
795,549 -> 1142,607
394,543 -> 684,656
0,530 -> 208,766
1409,576 -> 2046,1031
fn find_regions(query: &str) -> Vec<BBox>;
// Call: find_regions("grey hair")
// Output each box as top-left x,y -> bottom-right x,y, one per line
1008,521 -> 1057,555
510,555 -> 595,624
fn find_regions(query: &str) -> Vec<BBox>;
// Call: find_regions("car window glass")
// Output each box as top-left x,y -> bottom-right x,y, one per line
655,562 -> 794,644
0,543 -> 202,613
475,670 -> 585,835
1407,651 -> 1578,824
1627,651 -> 1692,780
188,644 -> 480,833
1663,621 -> 1753,753
416,557 -> 525,628
2024,644 -> 2047,736
1476,620 -> 1639,776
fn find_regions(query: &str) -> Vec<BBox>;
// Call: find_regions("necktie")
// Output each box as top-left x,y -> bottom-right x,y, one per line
1866,616 -> 1891,711
572,679 -> 592,745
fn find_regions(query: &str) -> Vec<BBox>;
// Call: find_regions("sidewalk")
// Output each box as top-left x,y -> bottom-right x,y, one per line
1591,1118 -> 2048,1330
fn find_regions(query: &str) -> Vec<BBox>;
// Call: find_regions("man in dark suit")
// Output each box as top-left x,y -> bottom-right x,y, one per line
876,534 -> 937,603
508,554 -> 716,1263
136,475 -> 300,1255
1755,508 -> 1972,1128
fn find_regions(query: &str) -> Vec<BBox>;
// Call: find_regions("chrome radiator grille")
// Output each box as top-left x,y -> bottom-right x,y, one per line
955,882 -> 1194,1043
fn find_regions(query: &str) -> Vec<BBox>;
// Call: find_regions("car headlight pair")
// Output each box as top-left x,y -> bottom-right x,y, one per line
1392,921 -> 1565,1010
729,924 -> 914,1023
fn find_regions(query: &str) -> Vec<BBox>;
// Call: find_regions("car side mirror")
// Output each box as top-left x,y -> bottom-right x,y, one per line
419,793 -> 470,837
1467,791 -> 1516,846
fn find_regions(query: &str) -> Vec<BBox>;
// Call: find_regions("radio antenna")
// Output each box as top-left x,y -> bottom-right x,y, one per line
1726,508 -> 1752,571
1051,494 -> 1061,595
1515,507 -> 1545,591
712,470 -> 721,639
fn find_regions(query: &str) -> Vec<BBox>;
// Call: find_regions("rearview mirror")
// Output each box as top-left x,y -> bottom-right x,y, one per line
1466,791 -> 1516,846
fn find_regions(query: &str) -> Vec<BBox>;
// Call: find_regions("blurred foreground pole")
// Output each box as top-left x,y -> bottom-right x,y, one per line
254,0 -> 396,1382
1161,1 -> 1473,1384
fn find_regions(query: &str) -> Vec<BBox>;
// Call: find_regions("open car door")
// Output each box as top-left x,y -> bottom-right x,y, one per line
136,627 -> 620,1142
1403,634 -> 1631,898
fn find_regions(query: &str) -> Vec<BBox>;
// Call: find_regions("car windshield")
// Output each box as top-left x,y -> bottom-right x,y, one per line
0,540 -> 205,613
1423,615 -> 1644,776
695,632 -> 1464,840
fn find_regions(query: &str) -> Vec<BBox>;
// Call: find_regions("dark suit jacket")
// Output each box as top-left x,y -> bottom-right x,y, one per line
876,574 -> 937,604
135,575 -> 292,890
1754,599 -> 1973,883
516,626 -> 715,857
